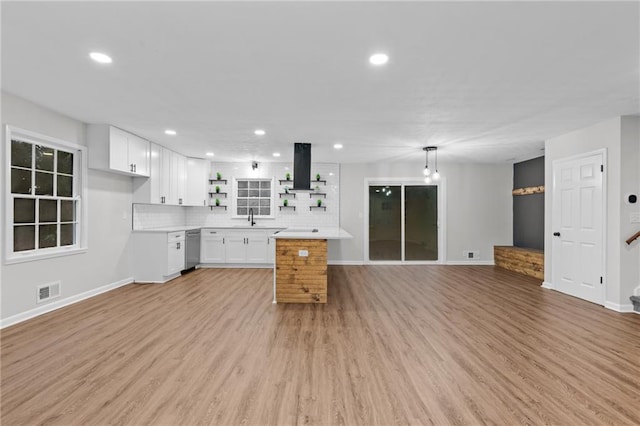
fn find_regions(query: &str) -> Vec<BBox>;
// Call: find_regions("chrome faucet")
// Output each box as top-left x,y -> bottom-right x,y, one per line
248,208 -> 256,227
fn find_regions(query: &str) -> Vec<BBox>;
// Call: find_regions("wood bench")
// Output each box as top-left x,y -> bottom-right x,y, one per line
494,246 -> 544,280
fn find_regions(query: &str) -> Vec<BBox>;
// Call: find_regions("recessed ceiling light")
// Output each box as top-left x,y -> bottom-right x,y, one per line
89,52 -> 112,64
369,53 -> 389,65
273,152 -> 281,157
164,129 -> 177,135
333,143 -> 343,149
206,152 -> 214,157
254,129 -> 266,136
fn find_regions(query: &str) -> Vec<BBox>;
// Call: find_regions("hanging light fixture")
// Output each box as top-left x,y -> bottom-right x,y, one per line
422,146 -> 441,183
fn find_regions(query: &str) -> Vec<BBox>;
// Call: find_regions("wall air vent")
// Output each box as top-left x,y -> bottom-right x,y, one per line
37,281 -> 61,303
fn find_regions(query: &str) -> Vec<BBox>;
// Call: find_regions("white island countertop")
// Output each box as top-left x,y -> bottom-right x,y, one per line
271,227 -> 352,240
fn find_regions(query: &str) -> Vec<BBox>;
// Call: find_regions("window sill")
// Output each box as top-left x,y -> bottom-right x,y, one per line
5,246 -> 87,265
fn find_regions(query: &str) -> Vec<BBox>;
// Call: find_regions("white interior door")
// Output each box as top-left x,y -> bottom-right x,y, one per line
552,152 -> 604,305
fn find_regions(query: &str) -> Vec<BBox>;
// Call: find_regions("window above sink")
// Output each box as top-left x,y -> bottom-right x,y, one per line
232,177 -> 275,219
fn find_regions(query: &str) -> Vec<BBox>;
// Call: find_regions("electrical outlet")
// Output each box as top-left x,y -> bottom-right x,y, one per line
463,250 -> 480,259
298,250 -> 309,257
631,212 -> 640,223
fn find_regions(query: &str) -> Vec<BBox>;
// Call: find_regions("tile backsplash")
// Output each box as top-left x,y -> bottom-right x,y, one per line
132,204 -> 186,229
133,162 -> 340,229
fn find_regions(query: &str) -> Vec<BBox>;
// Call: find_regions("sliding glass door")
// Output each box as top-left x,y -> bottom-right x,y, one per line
368,186 -> 402,260
368,183 -> 439,262
405,185 -> 438,260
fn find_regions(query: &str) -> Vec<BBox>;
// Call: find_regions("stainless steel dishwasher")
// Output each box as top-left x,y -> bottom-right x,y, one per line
184,229 -> 201,270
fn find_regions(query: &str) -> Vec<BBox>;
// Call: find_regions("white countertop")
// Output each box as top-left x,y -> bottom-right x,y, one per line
271,227 -> 352,240
133,225 -> 286,233
133,226 -> 352,240
132,226 -> 201,233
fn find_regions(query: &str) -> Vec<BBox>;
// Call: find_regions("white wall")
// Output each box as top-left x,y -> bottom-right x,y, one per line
545,116 -> 639,310
620,116 -> 640,304
1,92 -> 134,324
329,161 -> 513,263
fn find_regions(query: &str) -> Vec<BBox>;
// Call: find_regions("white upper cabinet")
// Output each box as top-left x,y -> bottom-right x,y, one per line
185,158 -> 209,206
133,145 -> 187,206
87,124 -> 150,177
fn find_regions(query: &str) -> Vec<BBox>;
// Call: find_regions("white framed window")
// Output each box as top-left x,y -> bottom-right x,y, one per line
5,126 -> 88,263
232,177 -> 275,218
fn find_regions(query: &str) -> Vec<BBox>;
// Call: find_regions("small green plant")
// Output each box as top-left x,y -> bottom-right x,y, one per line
285,172 -> 291,180
314,185 -> 320,192
215,198 -> 220,206
317,198 -> 322,207
316,173 -> 321,181
215,185 -> 220,193
283,199 -> 288,207
284,186 -> 289,194
216,172 -> 222,180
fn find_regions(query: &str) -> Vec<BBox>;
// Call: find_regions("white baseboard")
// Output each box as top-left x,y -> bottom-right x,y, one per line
604,302 -> 635,313
198,263 -> 272,269
445,260 -> 495,266
1,276 -> 134,329
328,260 -> 364,265
541,281 -> 555,289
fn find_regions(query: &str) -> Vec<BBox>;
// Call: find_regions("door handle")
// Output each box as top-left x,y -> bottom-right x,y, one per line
553,232 -> 561,237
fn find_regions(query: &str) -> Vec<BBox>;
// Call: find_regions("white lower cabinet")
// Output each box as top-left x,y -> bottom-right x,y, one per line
133,231 -> 185,283
201,229 -> 225,263
200,228 -> 277,265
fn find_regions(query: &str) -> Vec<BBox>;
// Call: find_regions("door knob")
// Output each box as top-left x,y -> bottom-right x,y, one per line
553,232 -> 561,237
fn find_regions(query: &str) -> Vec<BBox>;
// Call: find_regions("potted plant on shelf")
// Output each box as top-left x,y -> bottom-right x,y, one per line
283,199 -> 288,207
215,185 -> 220,194
284,186 -> 289,194
317,199 -> 322,207
316,173 -> 321,181
314,185 -> 320,193
216,172 -> 222,180
215,198 -> 220,206
285,172 -> 291,181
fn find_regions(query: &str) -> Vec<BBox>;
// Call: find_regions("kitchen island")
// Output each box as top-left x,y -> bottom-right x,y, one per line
271,228 -> 352,304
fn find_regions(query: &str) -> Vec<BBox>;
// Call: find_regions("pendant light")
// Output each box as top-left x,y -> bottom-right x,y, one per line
422,146 -> 440,183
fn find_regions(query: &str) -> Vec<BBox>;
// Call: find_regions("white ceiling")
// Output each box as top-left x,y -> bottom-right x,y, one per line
2,1 -> 638,164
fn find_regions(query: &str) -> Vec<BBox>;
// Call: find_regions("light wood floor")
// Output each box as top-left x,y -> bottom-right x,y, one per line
2,266 -> 639,425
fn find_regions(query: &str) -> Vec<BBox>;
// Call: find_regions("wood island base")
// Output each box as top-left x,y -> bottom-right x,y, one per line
275,238 -> 327,303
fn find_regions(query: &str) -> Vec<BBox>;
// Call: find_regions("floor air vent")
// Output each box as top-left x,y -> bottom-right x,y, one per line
37,281 -> 61,303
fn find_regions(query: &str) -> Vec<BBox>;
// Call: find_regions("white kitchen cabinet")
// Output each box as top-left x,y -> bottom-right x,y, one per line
167,239 -> 185,275
246,233 -> 269,263
87,124 -> 150,177
198,228 -> 280,265
225,233 -> 247,263
133,146 -> 187,205
186,158 -> 209,206
133,231 -> 185,283
176,154 -> 186,205
201,229 -> 225,263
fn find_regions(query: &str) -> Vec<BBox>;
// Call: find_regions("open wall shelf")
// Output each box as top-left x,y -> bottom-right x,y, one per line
309,192 -> 326,198
279,206 -> 296,211
279,193 -> 296,198
209,205 -> 228,211
309,206 -> 326,211
312,180 -> 327,185
278,179 -> 293,185
209,179 -> 228,184
209,192 -> 227,198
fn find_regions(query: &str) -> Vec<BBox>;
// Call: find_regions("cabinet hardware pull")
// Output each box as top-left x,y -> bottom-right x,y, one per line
179,198 -> 182,205
133,164 -> 137,173
130,163 -> 134,172
223,238 -> 225,244
177,242 -> 180,249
